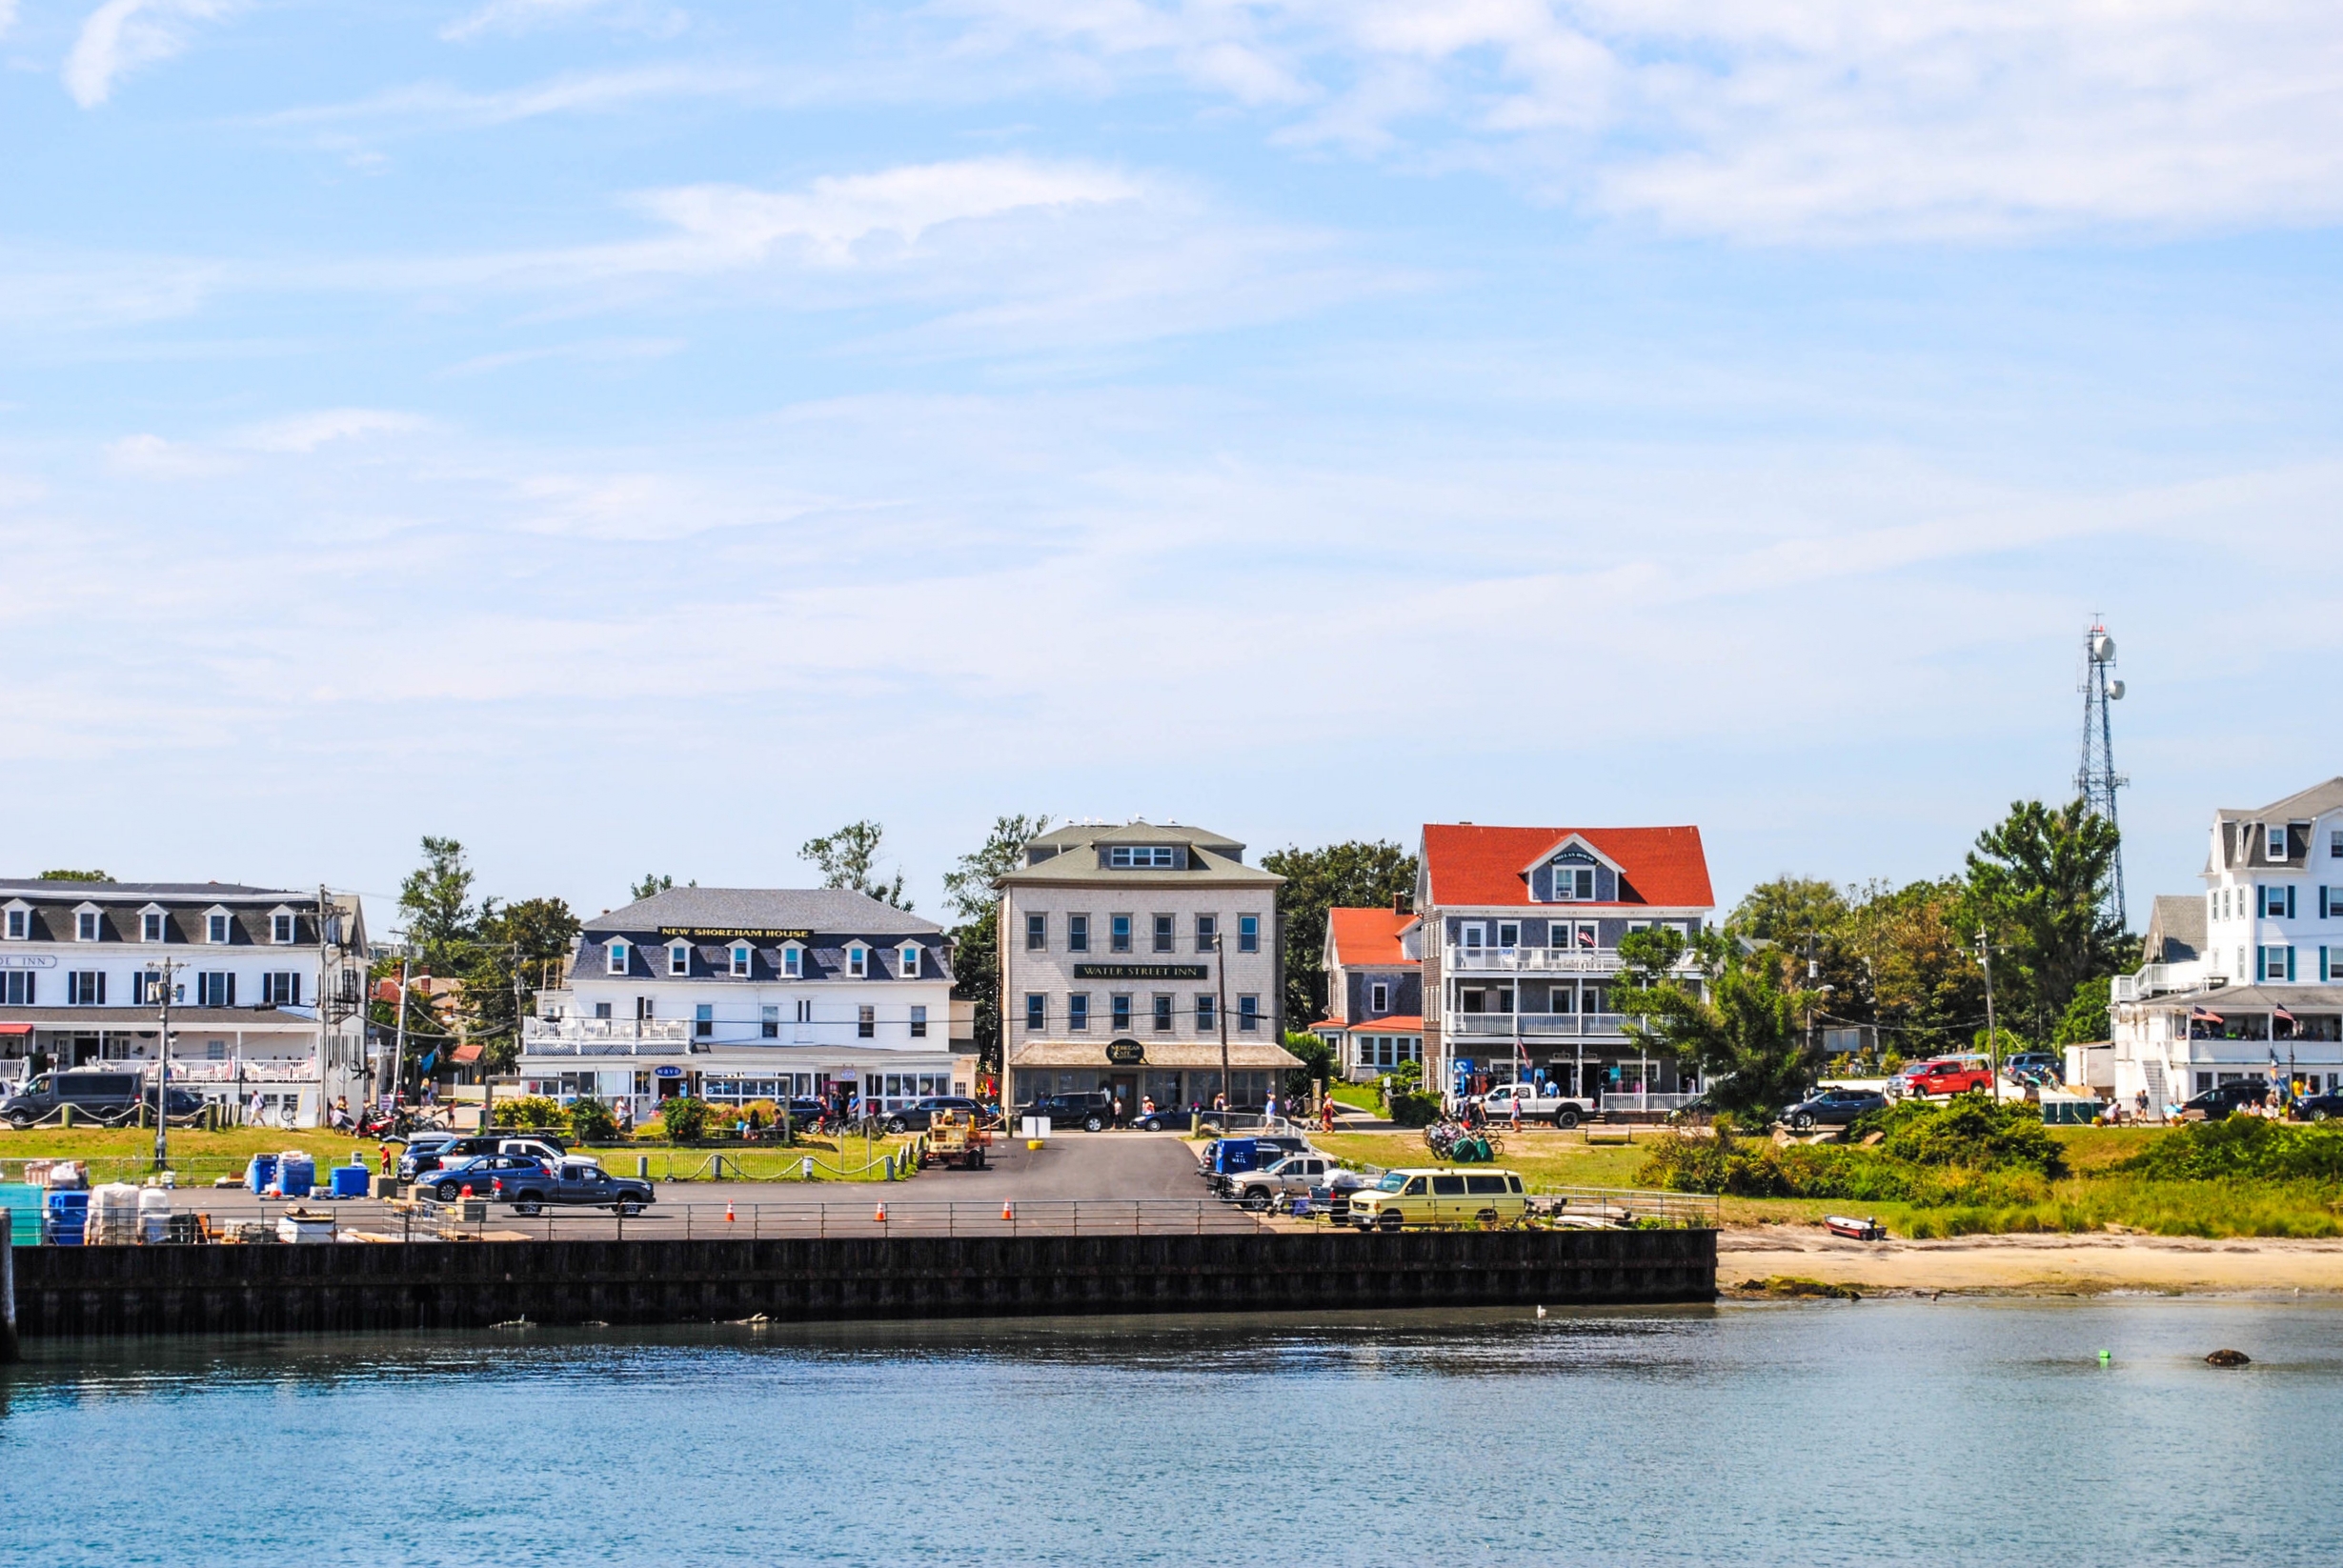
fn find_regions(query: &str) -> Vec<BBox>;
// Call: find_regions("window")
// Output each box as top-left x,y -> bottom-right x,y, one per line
849,946 -> 868,978
1026,913 -> 1047,951
2,973 -> 31,1005
782,946 -> 801,978
1110,915 -> 1133,954
2333,831 -> 2343,859
1111,994 -> 1132,1033
858,1005 -> 875,1039
2260,946 -> 2294,982
669,943 -> 691,976
142,912 -> 164,942
1370,981 -> 1389,1013
1576,922 -> 1598,950
1152,994 -> 1173,1033
796,998 -> 813,1023
696,1004 -> 714,1039
732,945 -> 752,978
1498,921 -> 1519,950
2329,889 -> 2343,919
1196,994 -> 1216,1033
1239,995 -> 1259,1032
261,973 -> 301,1006
2271,825 -> 2288,859
3,908 -> 23,939
197,972 -> 233,1007
75,910 -> 99,942
207,913 -> 230,944
1461,923 -> 1485,952
1025,994 -> 1046,1033
68,971 -> 106,1005
132,970 -> 163,1005
1153,915 -> 1174,953
762,1005 -> 779,1039
595,1001 -> 613,1020
1067,994 -> 1089,1032
1108,845 -> 1179,868
1067,914 -> 1089,953
910,1004 -> 928,1038
2264,885 -> 2297,919
607,941 -> 628,975
1238,914 -> 1260,954
1195,914 -> 1218,954
900,944 -> 921,978
1553,864 -> 1596,901
271,913 -> 294,944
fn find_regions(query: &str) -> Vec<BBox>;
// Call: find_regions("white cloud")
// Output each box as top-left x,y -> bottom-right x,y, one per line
944,0 -> 2343,239
0,2 -> 18,40
440,0 -> 684,43
235,409 -> 426,453
257,66 -> 761,135
106,432 -> 239,477
64,0 -> 236,109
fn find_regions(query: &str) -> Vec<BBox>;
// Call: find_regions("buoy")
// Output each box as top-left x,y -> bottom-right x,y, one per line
725,1201 -> 736,1222
874,1201 -> 887,1223
2206,1348 -> 2251,1367
1002,1200 -> 1015,1221
461,1184 -> 474,1198
1535,1305 -> 1547,1318
2098,1349 -> 2111,1364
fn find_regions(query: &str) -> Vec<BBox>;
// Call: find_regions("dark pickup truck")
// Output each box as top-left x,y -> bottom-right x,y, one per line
503,1160 -> 655,1216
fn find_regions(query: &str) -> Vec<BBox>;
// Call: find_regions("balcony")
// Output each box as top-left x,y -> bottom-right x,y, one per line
522,1016 -> 691,1055
1446,1013 -> 1626,1038
1447,945 -> 1622,975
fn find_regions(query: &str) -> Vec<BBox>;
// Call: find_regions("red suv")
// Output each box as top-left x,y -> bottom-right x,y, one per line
1898,1058 -> 1995,1097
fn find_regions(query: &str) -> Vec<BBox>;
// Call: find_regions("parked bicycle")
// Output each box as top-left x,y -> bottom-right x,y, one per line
1424,1119 -> 1504,1163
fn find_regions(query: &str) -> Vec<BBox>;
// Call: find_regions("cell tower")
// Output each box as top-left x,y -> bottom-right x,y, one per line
2076,619 -> 2128,928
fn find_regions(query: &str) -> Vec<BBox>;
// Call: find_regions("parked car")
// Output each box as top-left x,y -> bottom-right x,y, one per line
1782,1086 -> 1889,1131
1,1072 -> 203,1129
1346,1167 -> 1528,1233
1133,1104 -> 1202,1133
2292,1090 -> 2343,1123
501,1159 -> 654,1215
1224,1153 -> 1339,1210
1202,1136 -> 1315,1192
425,1153 -> 553,1201
1018,1092 -> 1118,1132
1666,1091 -> 1726,1126
2004,1052 -> 2063,1083
1303,1170 -> 1377,1223
885,1096 -> 993,1135
2178,1080 -> 2271,1118
1894,1058 -> 1995,1098
403,1134 -> 567,1179
1478,1081 -> 1599,1130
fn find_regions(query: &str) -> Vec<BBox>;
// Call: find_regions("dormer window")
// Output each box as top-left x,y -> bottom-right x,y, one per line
1553,864 -> 1596,901
206,911 -> 231,945
731,944 -> 752,978
2270,825 -> 2288,860
140,907 -> 166,943
75,907 -> 101,942
782,945 -> 802,979
1107,845 -> 1181,869
3,905 -> 25,940
607,940 -> 629,975
848,945 -> 868,978
271,911 -> 295,944
900,943 -> 921,978
669,943 -> 691,976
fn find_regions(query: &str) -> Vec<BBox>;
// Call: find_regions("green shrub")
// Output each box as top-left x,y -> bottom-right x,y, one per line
1387,1091 -> 1442,1127
658,1096 -> 713,1141
2118,1116 -> 2343,1182
566,1096 -> 619,1143
1860,1096 -> 2066,1177
492,1095 -> 565,1131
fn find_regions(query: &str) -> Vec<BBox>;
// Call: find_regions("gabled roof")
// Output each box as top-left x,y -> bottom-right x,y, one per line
2145,894 -> 2206,964
1420,824 -> 1713,910
994,821 -> 1281,889
587,887 -> 940,936
1326,908 -> 1416,969
2217,776 -> 2343,825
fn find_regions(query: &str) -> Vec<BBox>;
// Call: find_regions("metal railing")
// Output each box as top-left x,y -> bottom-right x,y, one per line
1599,1091 -> 1698,1113
1533,1185 -> 1719,1228
1447,1013 -> 1626,1037
1447,946 -> 1623,974
522,1018 -> 692,1046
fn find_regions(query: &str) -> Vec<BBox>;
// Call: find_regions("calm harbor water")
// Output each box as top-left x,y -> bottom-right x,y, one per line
3,1299 -> 2338,1566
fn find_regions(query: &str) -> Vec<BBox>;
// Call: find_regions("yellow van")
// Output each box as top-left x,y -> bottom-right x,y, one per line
1347,1167 -> 1529,1232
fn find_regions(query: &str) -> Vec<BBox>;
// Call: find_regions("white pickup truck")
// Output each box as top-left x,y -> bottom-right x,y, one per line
1478,1082 -> 1599,1130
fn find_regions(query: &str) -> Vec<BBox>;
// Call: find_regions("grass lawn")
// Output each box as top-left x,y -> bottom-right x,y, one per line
1310,1127 -> 1659,1191
1326,1082 -> 1384,1114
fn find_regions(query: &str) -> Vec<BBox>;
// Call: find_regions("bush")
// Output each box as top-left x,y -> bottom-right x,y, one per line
733,1099 -> 781,1130
566,1096 -> 619,1143
492,1096 -> 565,1132
2118,1116 -> 2343,1182
1859,1096 -> 2066,1178
1636,1098 -> 2066,1203
657,1096 -> 713,1141
1387,1091 -> 1442,1127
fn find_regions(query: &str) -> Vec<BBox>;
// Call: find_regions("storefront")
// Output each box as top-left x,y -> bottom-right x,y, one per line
1005,1038 -> 1302,1112
517,1049 -> 974,1118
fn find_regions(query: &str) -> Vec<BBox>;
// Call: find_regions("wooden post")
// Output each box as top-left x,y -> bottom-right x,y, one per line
1,1209 -> 19,1363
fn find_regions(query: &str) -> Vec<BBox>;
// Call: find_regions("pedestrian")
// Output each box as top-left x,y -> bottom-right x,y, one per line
1265,1092 -> 1279,1125
378,1144 -> 393,1176
1112,1094 -> 1125,1129
1508,1096 -> 1522,1133
1320,1096 -> 1335,1134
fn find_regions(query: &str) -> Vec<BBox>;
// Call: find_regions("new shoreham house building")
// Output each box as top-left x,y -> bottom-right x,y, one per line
994,821 -> 1298,1113
518,887 -> 969,1121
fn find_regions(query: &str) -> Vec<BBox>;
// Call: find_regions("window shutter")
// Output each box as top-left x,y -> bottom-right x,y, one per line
22,973 -> 31,1005
2287,886 -> 2297,918
292,974 -> 301,1007
2256,948 -> 2267,982
226,974 -> 235,1007
2286,946 -> 2296,982
96,972 -> 106,1005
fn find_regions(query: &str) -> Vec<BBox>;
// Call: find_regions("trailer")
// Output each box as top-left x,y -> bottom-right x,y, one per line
923,1109 -> 992,1170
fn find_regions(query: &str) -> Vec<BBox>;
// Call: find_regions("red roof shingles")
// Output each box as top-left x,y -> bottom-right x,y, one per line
1326,907 -> 1413,968
1421,824 -> 1713,910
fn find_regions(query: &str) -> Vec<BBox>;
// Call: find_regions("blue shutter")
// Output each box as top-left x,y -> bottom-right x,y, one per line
2286,946 -> 2296,981
96,972 -> 106,1005
2256,948 -> 2267,982
2287,886 -> 2297,918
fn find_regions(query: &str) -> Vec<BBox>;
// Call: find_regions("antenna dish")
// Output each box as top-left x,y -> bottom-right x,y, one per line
2108,679 -> 2125,700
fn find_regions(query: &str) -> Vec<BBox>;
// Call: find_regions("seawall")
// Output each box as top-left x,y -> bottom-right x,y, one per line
10,1228 -> 1715,1337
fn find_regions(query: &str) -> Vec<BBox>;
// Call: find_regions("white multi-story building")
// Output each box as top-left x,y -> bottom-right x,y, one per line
2110,777 -> 2343,1107
0,877 -> 369,1125
994,821 -> 1296,1113
516,887 -> 967,1120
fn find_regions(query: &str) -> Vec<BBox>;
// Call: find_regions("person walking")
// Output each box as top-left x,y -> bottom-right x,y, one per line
1111,1093 -> 1125,1130
1320,1096 -> 1335,1134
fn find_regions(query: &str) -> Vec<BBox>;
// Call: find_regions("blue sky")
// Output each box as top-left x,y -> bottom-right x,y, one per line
5,0 -> 2339,925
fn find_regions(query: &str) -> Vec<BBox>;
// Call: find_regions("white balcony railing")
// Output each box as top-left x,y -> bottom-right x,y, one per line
1446,1013 -> 1627,1038
1447,946 -> 1623,975
524,1016 -> 691,1045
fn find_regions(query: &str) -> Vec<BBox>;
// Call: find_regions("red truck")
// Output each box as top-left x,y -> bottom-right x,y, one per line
1895,1057 -> 1996,1097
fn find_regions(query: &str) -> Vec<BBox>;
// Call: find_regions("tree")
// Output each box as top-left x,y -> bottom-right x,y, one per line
2051,975 -> 2114,1048
38,868 -> 110,882
1841,877 -> 1985,1054
1260,840 -> 1418,1035
1283,1031 -> 1335,1100
941,814 -> 1051,1076
465,895 -> 584,1074
398,835 -> 478,972
800,820 -> 910,910
1616,933 -> 1819,1116
1965,798 -> 2128,1038
1729,875 -> 1871,1026
630,874 -> 676,901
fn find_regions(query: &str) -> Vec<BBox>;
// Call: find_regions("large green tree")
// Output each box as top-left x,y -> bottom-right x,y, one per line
1260,839 -> 1418,1034
1964,798 -> 2128,1037
800,820 -> 911,910
1841,876 -> 1986,1055
941,814 -> 1052,1076
1616,931 -> 1819,1116
465,895 -> 584,1073
1728,874 -> 1871,1026
398,835 -> 479,973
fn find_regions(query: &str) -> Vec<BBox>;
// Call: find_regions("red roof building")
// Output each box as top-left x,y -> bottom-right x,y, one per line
1314,907 -> 1426,1081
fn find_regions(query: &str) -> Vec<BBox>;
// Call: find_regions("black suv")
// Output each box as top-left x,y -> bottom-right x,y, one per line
1020,1092 -> 1117,1132
2179,1080 -> 2271,1117
885,1096 -> 998,1134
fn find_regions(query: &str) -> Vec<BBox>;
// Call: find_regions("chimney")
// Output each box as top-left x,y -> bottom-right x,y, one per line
1393,893 -> 1410,915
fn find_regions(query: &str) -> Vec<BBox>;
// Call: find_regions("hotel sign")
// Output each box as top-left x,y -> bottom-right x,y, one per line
657,928 -> 812,941
1105,1039 -> 1146,1066
1073,964 -> 1208,980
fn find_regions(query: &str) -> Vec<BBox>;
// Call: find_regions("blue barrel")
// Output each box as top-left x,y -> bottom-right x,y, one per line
246,1154 -> 277,1194
277,1153 -> 314,1198
45,1189 -> 88,1246
330,1163 -> 370,1198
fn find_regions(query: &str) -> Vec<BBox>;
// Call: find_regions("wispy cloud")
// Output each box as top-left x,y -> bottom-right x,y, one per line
236,408 -> 426,453
256,65 -> 758,135
64,0 -> 237,109
440,0 -> 686,43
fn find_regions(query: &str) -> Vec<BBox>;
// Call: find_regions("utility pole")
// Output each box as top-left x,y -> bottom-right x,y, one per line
1214,931 -> 1231,1125
151,957 -> 181,1171
317,885 -> 333,1127
1976,929 -> 2001,1097
390,953 -> 411,1119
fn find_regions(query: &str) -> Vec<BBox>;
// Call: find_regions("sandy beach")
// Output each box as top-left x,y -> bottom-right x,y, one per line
1721,1225 -> 2343,1296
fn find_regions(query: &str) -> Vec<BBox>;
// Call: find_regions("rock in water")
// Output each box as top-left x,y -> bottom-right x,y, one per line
2205,1349 -> 2252,1367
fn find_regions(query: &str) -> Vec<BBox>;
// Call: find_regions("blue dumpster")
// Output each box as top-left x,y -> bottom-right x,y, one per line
276,1153 -> 314,1198
330,1162 -> 370,1199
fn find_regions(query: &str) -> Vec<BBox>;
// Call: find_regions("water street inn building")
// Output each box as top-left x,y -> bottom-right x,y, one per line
1415,822 -> 1715,1111
2110,777 -> 2343,1108
518,887 -> 967,1121
994,820 -> 1297,1113
1311,905 -> 1426,1082
0,878 -> 370,1126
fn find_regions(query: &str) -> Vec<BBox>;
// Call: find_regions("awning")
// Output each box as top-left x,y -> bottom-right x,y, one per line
1008,1039 -> 1302,1072
0,1023 -> 32,1036
450,1044 -> 484,1064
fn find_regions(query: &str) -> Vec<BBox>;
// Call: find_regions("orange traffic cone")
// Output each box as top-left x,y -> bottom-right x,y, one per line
725,1201 -> 736,1222
873,1201 -> 887,1223
1001,1200 -> 1014,1221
